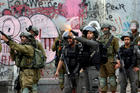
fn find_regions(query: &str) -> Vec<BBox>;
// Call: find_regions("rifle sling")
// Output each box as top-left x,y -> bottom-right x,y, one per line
104,35 -> 114,48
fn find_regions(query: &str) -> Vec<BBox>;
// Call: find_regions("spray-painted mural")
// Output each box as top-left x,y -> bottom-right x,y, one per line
0,0 -> 139,83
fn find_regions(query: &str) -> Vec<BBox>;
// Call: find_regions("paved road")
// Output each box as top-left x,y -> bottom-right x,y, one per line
1,78 -> 140,93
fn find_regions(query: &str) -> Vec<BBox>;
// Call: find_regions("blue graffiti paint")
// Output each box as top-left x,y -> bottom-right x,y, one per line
122,21 -> 130,32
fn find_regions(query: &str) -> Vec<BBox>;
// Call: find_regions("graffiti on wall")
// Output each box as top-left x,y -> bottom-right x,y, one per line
106,1 -> 133,29
0,63 -> 12,81
0,0 -> 138,79
0,0 -> 81,79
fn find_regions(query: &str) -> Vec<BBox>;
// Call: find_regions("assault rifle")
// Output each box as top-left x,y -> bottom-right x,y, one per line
0,31 -> 12,41
63,46 -> 73,88
118,51 -> 127,79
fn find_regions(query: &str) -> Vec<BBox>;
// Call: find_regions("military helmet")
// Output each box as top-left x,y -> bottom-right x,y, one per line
82,26 -> 99,39
130,20 -> 139,29
20,31 -> 32,39
62,31 -> 73,40
101,24 -> 111,30
121,32 -> 133,41
26,25 -> 39,35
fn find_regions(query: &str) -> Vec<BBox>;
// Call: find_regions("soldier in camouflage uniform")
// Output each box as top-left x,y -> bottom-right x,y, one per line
130,20 -> 140,87
26,26 -> 46,83
1,31 -> 40,93
130,20 -> 140,45
52,36 -> 65,90
26,26 -> 46,59
52,37 -> 63,67
99,24 -> 119,93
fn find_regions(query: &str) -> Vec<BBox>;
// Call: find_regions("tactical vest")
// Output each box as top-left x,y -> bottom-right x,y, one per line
80,42 -> 101,69
63,44 -> 81,73
15,42 -> 45,69
99,35 -> 115,59
79,44 -> 91,67
119,45 -> 136,69
15,53 -> 33,68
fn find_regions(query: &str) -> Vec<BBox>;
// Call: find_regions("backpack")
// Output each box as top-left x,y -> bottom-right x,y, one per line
14,40 -> 46,69
31,47 -> 46,69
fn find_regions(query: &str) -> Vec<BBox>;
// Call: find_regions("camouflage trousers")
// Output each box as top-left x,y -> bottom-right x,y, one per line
58,70 -> 65,90
99,62 -> 117,92
19,69 -> 40,93
21,84 -> 38,93
78,66 -> 99,93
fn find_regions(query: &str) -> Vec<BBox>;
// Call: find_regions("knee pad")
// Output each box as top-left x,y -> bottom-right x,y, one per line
99,77 -> 107,89
32,84 -> 38,91
109,76 -> 117,87
22,88 -> 29,93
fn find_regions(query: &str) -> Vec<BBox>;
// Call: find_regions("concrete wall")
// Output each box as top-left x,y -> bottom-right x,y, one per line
0,0 -> 139,92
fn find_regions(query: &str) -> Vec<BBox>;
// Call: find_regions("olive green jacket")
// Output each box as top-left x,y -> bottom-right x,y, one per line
9,40 -> 41,88
99,33 -> 119,62
9,40 -> 34,68
132,32 -> 140,45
